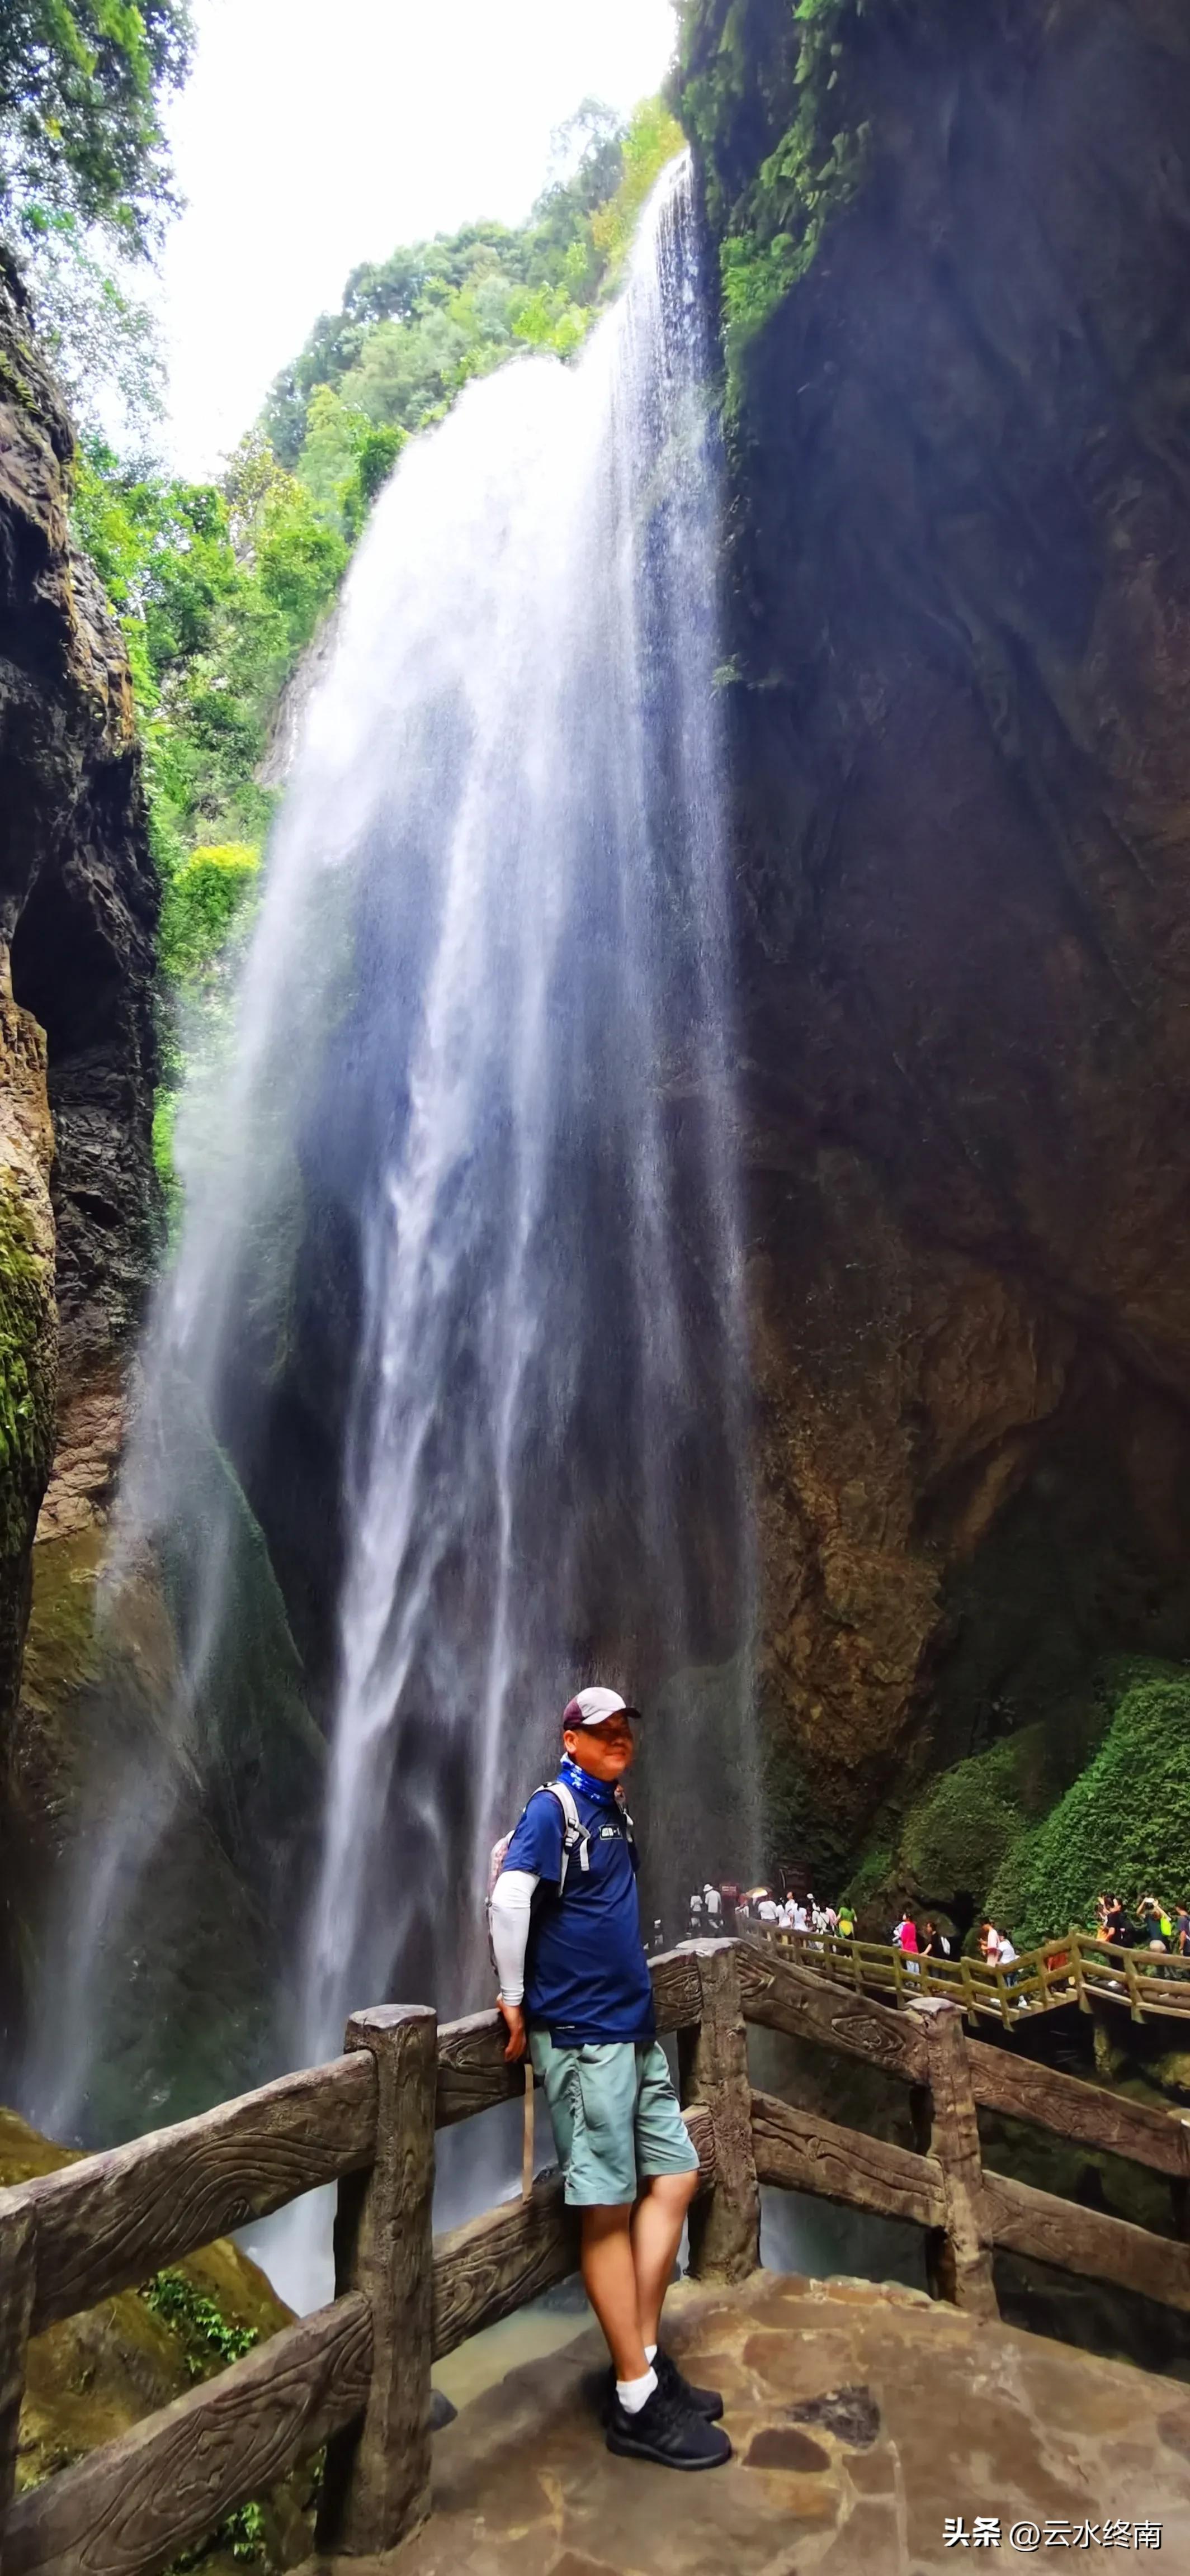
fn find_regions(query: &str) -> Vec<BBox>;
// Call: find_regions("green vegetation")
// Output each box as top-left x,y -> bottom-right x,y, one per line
142,2266 -> 259,2376
142,2272 -> 270,2563
986,1670 -> 1190,1945
674,0 -> 942,399
864,1661 -> 1190,1947
899,1735 -> 1035,1905
1,6 -> 192,435
0,1195 -> 55,1556
263,98 -> 683,482
63,96 -> 683,1202
0,3 -> 192,250
841,1843 -> 894,1910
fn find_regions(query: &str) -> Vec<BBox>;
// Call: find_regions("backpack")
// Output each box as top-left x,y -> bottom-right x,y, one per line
487,1778 -> 622,1970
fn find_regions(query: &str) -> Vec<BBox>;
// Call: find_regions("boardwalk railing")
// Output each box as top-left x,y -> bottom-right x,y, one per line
3,1938 -> 1190,2573
753,1925 -> 1190,2026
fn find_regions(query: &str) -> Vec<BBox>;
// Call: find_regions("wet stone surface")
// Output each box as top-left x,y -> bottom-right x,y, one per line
305,2272 -> 1190,2575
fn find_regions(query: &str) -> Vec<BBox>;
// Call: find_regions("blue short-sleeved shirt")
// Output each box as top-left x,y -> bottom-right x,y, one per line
502,1775 -> 655,2044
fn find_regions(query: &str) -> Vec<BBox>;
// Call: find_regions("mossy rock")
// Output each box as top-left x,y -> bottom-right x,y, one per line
1,2109 -> 314,2571
0,1189 -> 56,1559
11,1420 -> 324,2138
986,1668 -> 1190,1945
1145,2053 -> 1190,2106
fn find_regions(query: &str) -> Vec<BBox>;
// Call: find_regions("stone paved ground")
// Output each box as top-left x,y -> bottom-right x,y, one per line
306,2272 -> 1190,2575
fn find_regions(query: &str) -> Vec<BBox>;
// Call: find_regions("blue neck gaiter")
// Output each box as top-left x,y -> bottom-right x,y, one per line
559,1750 -> 617,1807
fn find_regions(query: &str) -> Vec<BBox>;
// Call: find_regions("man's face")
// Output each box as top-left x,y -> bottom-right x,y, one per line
564,1715 -> 635,1783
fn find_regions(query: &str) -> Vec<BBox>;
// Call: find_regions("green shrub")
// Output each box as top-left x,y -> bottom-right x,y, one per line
141,2267 -> 259,2377
985,1671 -> 1190,1945
898,1737 -> 1030,1903
842,1843 -> 893,1907
158,842 -> 260,985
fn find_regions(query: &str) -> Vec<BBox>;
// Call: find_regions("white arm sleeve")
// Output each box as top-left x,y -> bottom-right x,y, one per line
490,1868 -> 539,2005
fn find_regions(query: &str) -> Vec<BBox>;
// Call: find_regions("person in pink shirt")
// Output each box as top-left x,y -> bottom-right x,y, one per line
892,1911 -> 920,1976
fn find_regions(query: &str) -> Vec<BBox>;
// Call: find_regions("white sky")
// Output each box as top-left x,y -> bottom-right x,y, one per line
158,0 -> 680,477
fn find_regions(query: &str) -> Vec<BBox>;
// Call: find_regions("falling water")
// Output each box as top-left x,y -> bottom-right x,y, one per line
25,159 -> 757,2193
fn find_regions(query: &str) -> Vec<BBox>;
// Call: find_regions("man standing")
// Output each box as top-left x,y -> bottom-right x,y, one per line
490,1687 -> 731,2471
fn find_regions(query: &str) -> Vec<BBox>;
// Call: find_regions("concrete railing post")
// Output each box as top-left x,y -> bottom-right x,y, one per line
0,2200 -> 34,2563
908,1997 -> 998,2318
678,1939 -> 760,2284
317,2002 -> 438,2556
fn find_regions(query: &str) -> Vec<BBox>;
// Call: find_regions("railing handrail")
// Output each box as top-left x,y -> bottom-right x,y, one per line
3,1933 -> 1189,2576
752,1923 -> 1190,2023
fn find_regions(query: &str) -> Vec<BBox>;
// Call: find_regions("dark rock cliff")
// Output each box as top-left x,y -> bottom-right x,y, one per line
677,0 -> 1190,1878
0,253 -> 159,2024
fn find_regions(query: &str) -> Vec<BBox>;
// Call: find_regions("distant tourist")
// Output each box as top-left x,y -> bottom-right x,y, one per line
922,1920 -> 951,1959
894,1911 -> 920,1977
1178,1902 -> 1190,1957
490,1685 -> 730,2470
757,1891 -> 781,1924
688,1888 -> 704,1935
837,1901 -> 856,1940
703,1881 -> 722,1926
980,1920 -> 1001,1969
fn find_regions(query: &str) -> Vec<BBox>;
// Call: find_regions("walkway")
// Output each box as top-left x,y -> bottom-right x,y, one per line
301,2269 -> 1190,2575
757,1926 -> 1190,2028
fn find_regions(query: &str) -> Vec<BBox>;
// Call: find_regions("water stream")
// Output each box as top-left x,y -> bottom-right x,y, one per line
25,161 -> 757,2260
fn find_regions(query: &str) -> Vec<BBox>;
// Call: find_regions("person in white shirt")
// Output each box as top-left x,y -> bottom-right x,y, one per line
703,1883 -> 722,1925
757,1893 -> 780,1924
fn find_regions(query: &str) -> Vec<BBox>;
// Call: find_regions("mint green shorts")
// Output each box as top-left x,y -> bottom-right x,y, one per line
529,2032 -> 700,2207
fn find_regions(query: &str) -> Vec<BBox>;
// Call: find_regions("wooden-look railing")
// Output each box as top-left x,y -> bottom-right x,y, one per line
754,1924 -> 1190,2026
3,1936 -> 1190,2574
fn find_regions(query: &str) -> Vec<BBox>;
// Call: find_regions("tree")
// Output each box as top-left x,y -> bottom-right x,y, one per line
0,2 -> 193,253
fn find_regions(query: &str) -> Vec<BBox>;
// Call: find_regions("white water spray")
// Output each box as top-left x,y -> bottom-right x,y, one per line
26,161 -> 757,2185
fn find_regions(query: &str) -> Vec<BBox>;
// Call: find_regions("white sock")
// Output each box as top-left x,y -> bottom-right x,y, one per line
645,2343 -> 658,2364
615,2365 -> 658,2416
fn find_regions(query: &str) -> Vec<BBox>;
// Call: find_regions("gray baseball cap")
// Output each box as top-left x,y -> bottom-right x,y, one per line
561,1685 -> 641,1729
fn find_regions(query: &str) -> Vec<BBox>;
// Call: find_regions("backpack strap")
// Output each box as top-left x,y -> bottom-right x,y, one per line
543,1779 -> 592,1896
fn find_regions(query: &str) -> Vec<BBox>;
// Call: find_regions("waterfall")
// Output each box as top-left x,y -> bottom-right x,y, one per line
25,158 -> 757,2193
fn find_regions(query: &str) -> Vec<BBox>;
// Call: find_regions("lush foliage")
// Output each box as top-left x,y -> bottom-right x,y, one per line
72,435 -> 343,877
144,2269 -> 267,2563
675,0 -> 950,397
1,4 -> 191,434
898,1735 -> 1033,1906
141,2265 -> 259,2377
159,842 -> 261,983
264,100 -> 683,504
985,1669 -> 1190,1946
0,1 -> 192,250
67,99 -> 683,1198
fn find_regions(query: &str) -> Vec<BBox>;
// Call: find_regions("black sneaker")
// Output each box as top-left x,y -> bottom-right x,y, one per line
605,2379 -> 733,2470
601,2351 -> 724,2423
655,2347 -> 724,2421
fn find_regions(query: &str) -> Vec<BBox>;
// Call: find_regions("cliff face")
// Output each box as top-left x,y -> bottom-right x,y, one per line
0,254 -> 159,2020
677,0 -> 1190,1875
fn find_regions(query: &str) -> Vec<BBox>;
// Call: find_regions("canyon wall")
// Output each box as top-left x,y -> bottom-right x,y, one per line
0,252 -> 159,2036
677,0 -> 1190,1886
